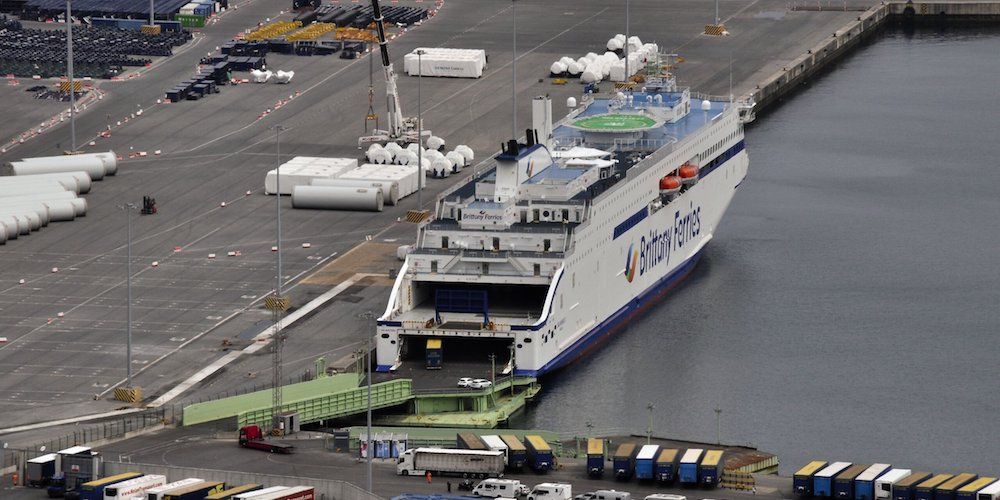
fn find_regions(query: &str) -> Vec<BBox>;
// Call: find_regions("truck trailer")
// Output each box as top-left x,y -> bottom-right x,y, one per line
233,487 -> 290,500
855,464 -> 893,500
916,475 -> 956,500
104,474 -> 167,500
893,473 -> 933,500
396,448 -> 505,478
678,449 -> 704,485
239,425 -> 294,454
204,484 -> 264,500
956,479 -> 998,500
974,481 -> 1000,500
655,449 -> 681,484
162,481 -> 226,500
26,453 -> 57,488
613,443 -> 639,481
458,433 -> 488,450
500,435 -> 527,470
635,445 -> 660,481
814,463 -> 854,497
77,473 -> 144,500
250,486 -> 315,500
146,478 -> 206,500
835,464 -> 871,499
795,461 -> 830,496
524,435 -> 553,473
699,450 -> 725,487
935,475 -> 979,500
875,469 -> 913,500
587,438 -> 605,478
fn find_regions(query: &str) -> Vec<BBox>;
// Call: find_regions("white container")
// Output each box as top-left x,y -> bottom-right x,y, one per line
0,210 -> 42,230
264,157 -> 357,195
20,151 -> 116,176
0,172 -> 90,193
0,213 -> 32,235
291,185 -> 384,212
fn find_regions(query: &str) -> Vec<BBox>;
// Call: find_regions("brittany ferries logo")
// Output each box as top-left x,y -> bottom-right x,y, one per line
622,204 -> 702,283
624,243 -> 639,283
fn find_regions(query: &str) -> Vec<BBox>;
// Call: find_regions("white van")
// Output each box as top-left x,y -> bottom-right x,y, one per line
474,479 -> 528,498
644,495 -> 686,500
528,483 -> 572,500
594,490 -> 631,500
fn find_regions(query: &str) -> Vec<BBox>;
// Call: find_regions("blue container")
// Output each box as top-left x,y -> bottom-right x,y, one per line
634,445 -> 660,481
678,448 -> 704,485
855,465 -> 892,500
815,463 -> 854,497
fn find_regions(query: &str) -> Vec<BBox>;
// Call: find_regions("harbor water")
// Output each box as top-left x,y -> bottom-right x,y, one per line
514,26 -> 1000,473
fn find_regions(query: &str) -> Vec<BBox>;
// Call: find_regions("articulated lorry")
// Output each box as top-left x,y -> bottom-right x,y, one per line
396,448 -> 505,478
239,426 -> 294,454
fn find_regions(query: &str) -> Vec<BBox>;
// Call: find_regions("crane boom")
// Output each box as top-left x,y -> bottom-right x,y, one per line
371,0 -> 405,139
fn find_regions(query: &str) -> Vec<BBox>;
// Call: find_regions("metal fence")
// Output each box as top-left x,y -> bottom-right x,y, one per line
1,407 -> 169,472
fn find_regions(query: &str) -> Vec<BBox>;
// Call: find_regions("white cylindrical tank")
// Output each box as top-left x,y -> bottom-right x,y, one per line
0,181 -> 71,198
550,61 -> 568,75
426,135 -> 445,151
291,185 -> 384,212
585,52 -> 600,62
701,99 -> 712,111
310,178 -> 400,206
10,158 -> 106,180
567,96 -> 578,108
405,142 -> 420,154
607,37 -> 624,51
0,215 -> 22,238
20,151 -> 117,176
0,213 -> 33,234
567,61 -> 583,76
0,200 -> 76,222
0,172 -> 90,193
559,56 -> 575,66
581,65 -> 602,84
0,210 -> 42,231
395,150 -> 418,166
0,191 -> 79,207
0,222 -> 6,244
0,203 -> 50,226
454,145 -> 474,163
367,143 -> 385,155
424,149 -> 444,163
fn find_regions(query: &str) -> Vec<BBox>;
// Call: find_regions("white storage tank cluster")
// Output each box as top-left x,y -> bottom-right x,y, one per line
264,156 -> 358,195
0,170 -> 94,245
10,150 -> 118,180
550,34 -> 659,83
403,47 -> 487,78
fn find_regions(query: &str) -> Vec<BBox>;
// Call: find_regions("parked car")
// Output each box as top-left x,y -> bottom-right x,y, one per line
458,377 -> 474,388
575,493 -> 597,500
470,379 -> 493,389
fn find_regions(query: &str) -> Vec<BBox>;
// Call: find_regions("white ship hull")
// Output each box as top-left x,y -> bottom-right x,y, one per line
377,93 -> 747,377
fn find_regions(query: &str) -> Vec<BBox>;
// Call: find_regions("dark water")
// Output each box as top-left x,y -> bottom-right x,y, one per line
514,27 -> 1000,474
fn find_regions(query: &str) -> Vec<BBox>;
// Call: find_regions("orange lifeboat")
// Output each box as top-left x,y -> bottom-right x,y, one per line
678,163 -> 699,185
659,175 -> 681,197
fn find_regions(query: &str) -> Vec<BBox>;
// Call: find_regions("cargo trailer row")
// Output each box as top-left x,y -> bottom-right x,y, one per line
603,443 -> 723,487
793,460 -> 998,500
447,433 -> 550,473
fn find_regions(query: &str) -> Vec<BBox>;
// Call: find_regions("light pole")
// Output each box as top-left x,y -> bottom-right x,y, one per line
415,49 -> 424,211
66,0 -> 76,153
488,353 -> 496,405
511,0 -> 517,140
715,0 -> 721,26
118,203 -> 137,388
508,343 -> 516,396
149,0 -> 154,26
270,124 -> 287,434
646,402 -> 655,444
625,0 -> 630,84
714,407 -> 722,445
365,322 -> 373,493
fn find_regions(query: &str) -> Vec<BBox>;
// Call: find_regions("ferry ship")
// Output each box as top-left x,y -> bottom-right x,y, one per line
376,76 -> 748,376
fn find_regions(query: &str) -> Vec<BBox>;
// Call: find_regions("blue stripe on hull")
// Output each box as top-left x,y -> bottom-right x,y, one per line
515,245 -> 707,377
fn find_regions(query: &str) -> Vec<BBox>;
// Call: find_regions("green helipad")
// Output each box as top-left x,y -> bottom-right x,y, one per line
570,113 -> 658,131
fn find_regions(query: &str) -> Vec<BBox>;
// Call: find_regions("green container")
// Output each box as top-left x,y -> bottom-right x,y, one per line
175,14 -> 205,28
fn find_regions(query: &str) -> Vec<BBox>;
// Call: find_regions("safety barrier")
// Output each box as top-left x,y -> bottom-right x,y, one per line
704,23 -> 727,35
237,379 -> 414,428
113,386 -> 143,403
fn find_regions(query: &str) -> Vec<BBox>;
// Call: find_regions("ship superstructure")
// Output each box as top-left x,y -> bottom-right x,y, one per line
377,78 -> 748,376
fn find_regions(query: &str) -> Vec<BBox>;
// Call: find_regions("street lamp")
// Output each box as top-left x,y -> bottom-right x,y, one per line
415,49 -> 424,211
646,402 -> 655,444
511,0 -> 517,140
715,407 -> 722,445
625,0 -> 630,84
118,202 -> 138,388
65,0 -> 76,153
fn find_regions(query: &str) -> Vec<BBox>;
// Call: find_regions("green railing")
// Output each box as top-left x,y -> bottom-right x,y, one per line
237,379 -> 414,428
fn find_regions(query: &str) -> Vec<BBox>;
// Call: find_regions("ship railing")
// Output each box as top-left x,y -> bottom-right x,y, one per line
691,91 -> 734,104
397,319 -> 513,332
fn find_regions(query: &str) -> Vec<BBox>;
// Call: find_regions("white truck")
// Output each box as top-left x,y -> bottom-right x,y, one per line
104,475 -> 166,500
396,448 -> 505,478
527,483 -> 572,500
473,479 -> 528,497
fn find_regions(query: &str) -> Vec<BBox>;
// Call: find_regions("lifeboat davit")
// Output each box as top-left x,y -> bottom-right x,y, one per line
678,163 -> 699,185
659,175 -> 681,197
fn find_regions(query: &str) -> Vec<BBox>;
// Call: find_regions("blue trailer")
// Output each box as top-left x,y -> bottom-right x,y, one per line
635,445 -> 660,481
655,449 -> 681,483
500,435 -> 527,470
915,474 -> 955,500
612,443 -> 639,480
814,462 -> 853,497
794,461 -> 829,496
699,450 -> 726,487
678,448 -> 704,485
893,472 -> 933,500
587,438 -> 605,478
855,464 -> 893,500
835,464 -> 871,499
524,435 -> 553,473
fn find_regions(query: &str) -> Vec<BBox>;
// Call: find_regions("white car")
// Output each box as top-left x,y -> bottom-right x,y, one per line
457,377 -> 474,388
470,379 -> 493,389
